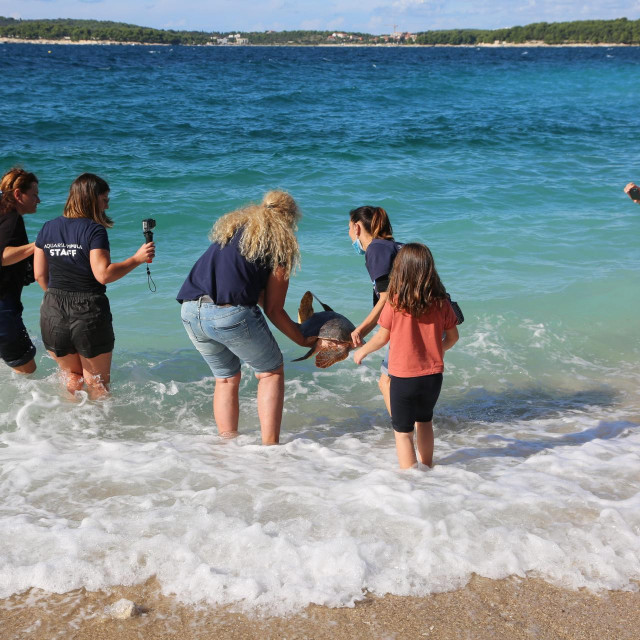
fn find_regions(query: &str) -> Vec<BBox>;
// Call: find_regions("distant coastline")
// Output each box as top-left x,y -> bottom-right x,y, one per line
2,17 -> 640,47
1,37 -> 637,48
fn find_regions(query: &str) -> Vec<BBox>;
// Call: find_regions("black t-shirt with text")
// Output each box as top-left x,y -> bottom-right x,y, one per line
35,216 -> 110,294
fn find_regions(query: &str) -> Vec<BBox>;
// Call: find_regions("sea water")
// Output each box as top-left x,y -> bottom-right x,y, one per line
0,43 -> 639,614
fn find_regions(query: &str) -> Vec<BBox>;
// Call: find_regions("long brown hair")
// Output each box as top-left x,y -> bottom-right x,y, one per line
0,168 -> 38,215
210,190 -> 300,278
388,243 -> 447,317
63,173 -> 113,228
349,205 -> 393,239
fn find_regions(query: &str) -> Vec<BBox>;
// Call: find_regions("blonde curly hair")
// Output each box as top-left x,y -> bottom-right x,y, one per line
210,190 -> 301,278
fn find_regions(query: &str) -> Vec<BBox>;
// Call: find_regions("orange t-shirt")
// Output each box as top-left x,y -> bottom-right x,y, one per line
378,299 -> 457,378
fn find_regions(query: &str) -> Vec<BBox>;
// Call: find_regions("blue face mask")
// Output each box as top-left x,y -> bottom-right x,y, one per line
352,237 -> 365,256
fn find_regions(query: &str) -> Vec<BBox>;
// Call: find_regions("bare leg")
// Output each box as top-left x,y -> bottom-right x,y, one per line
213,373 -> 241,437
394,430 -> 418,469
48,351 -> 84,395
378,373 -> 391,416
12,359 -> 36,375
78,352 -> 113,400
415,421 -> 434,467
256,366 -> 284,445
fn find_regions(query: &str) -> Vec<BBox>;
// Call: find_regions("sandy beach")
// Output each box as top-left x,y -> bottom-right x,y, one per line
2,576 -> 638,639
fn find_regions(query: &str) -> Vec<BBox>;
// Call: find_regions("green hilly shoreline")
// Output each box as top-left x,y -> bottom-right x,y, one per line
2,16 -> 640,46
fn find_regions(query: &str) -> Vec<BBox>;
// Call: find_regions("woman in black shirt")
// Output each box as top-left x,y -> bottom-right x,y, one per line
0,168 -> 40,374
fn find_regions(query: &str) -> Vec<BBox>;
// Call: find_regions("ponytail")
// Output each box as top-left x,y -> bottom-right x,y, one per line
349,205 -> 393,240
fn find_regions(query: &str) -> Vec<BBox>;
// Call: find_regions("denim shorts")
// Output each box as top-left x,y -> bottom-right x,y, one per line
181,301 -> 283,378
0,295 -> 36,368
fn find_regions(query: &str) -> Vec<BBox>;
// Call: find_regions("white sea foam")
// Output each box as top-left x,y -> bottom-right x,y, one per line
1,351 -> 639,615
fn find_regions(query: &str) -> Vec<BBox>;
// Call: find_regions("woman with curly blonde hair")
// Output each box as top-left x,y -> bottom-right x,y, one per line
177,190 -> 315,444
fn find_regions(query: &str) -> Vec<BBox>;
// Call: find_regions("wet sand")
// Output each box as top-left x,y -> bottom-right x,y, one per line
2,576 -> 638,639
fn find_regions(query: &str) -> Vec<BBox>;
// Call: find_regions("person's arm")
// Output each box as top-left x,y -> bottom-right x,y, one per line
353,326 -> 390,365
351,291 -> 388,347
33,247 -> 49,291
443,326 -> 459,352
89,242 -> 155,285
1,242 -> 35,266
263,267 -> 316,347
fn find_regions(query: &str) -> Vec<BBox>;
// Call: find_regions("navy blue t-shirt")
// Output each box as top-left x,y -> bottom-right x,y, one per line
365,238 -> 402,304
35,216 -> 110,293
177,229 -> 272,305
0,210 -> 30,301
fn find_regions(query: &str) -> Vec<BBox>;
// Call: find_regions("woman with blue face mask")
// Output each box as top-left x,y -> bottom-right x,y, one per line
348,205 -> 402,414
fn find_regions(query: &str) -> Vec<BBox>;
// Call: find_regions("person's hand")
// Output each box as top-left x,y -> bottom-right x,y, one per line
351,328 -> 364,348
303,335 -> 318,348
353,347 -> 366,365
624,182 -> 640,202
135,241 -> 155,264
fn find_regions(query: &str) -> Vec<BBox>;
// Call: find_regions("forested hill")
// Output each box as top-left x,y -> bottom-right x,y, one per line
1,16 -> 640,45
415,18 -> 640,45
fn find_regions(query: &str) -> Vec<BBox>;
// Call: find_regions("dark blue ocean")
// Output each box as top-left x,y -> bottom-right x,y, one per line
1,43 -> 639,613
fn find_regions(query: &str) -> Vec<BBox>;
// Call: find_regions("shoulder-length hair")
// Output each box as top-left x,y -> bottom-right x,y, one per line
387,243 -> 447,317
63,173 -> 113,228
210,190 -> 301,278
0,168 -> 38,215
349,205 -> 393,240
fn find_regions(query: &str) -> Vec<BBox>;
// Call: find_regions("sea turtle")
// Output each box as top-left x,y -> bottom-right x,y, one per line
293,291 -> 357,368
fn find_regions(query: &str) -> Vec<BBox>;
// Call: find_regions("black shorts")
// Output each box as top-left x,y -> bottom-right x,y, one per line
0,296 -> 36,368
40,288 -> 114,359
389,373 -> 443,433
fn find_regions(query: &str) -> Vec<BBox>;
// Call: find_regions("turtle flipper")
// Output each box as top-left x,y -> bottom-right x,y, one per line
298,291 -> 314,323
311,293 -> 333,313
292,345 -> 317,362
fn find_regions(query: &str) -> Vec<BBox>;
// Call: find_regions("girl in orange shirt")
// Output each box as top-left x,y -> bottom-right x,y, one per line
353,243 -> 459,469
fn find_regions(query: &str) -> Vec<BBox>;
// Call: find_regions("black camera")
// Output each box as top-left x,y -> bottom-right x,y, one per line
629,186 -> 640,201
142,218 -> 156,243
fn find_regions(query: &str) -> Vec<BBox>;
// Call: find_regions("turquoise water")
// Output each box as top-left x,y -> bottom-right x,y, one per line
1,44 -> 639,614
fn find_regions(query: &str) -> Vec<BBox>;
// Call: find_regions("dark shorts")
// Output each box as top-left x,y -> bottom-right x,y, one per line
40,288 -> 114,359
390,373 -> 443,433
0,296 -> 36,368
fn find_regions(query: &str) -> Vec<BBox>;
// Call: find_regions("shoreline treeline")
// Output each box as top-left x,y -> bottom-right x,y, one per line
415,18 -> 640,45
1,16 -> 640,45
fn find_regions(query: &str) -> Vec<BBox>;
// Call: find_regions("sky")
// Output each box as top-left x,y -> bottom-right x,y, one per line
4,0 -> 640,34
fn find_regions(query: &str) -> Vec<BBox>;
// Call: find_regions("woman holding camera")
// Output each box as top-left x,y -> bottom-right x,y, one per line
178,190 -> 314,445
0,168 -> 40,374
34,173 -> 154,398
